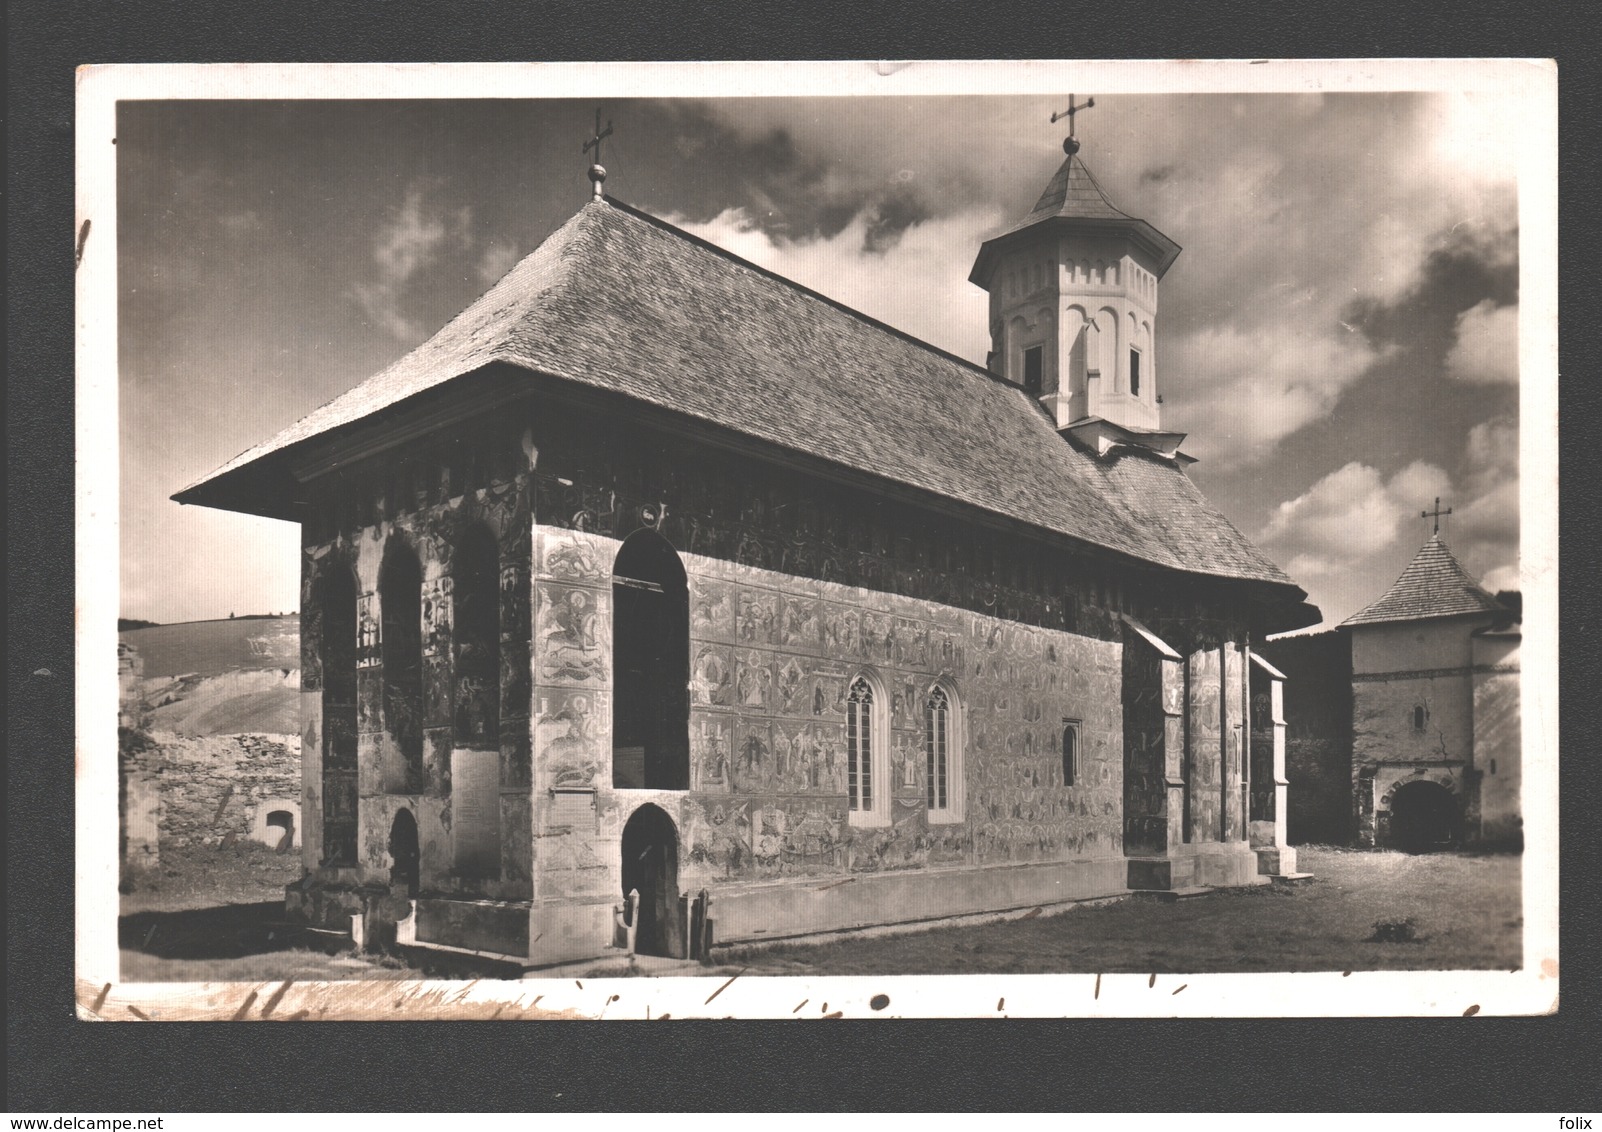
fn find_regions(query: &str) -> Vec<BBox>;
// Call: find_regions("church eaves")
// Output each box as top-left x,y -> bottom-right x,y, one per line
1339,534 -> 1508,627
177,196 -> 1300,595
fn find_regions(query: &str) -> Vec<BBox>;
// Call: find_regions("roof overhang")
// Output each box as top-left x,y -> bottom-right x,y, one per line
1063,416 -> 1192,463
969,215 -> 1183,290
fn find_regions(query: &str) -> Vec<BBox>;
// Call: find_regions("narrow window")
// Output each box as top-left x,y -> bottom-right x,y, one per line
1023,345 -> 1044,396
1412,705 -> 1427,732
1062,720 -> 1080,787
1489,759 -> 1497,775
1129,348 -> 1142,397
847,677 -> 875,814
926,685 -> 950,810
612,530 -> 690,790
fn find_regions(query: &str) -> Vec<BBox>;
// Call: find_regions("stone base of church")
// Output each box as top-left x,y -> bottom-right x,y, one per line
1252,845 -> 1301,876
414,896 -> 532,957
525,857 -> 1129,969
1126,842 -> 1261,892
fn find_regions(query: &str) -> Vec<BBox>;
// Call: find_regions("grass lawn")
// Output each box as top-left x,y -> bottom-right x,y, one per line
721,847 -> 1523,976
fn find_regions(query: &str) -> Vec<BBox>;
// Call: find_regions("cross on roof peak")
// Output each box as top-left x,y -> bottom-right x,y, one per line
1422,496 -> 1453,536
1050,95 -> 1096,154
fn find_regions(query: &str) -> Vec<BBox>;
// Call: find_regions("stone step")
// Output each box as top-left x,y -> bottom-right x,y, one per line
1269,872 -> 1317,885
1129,885 -> 1215,903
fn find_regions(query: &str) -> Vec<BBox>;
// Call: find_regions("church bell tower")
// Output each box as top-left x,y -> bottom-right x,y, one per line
969,98 -> 1182,444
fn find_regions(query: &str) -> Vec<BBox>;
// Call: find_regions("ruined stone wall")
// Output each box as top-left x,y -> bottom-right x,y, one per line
129,733 -> 301,851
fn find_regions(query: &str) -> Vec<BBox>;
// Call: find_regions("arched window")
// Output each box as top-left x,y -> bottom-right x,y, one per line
847,674 -> 887,826
379,536 -> 423,791
317,565 -> 358,866
1062,720 -> 1081,788
612,530 -> 690,790
1412,704 -> 1428,733
453,524 -> 501,748
926,683 -> 963,822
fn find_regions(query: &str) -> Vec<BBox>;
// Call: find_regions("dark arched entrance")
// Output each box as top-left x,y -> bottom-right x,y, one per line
388,809 -> 420,898
1388,780 -> 1460,853
612,530 -> 690,790
621,804 -> 682,958
266,809 -> 296,852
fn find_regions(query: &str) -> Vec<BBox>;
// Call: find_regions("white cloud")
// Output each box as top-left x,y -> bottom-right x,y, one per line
1165,324 -> 1381,467
476,241 -> 522,286
1261,414 -> 1521,619
669,205 -> 1005,360
1260,460 -> 1450,577
352,187 -> 450,340
1453,414 -> 1520,588
1446,299 -> 1518,384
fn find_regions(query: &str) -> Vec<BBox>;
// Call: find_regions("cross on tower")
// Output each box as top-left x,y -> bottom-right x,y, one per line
1422,496 -> 1453,535
1051,95 -> 1096,138
583,109 -> 614,200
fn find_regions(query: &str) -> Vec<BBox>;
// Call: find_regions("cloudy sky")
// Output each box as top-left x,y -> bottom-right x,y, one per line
117,84 -> 1524,628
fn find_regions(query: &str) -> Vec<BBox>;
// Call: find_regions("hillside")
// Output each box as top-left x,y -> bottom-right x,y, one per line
122,616 -> 301,737
120,616 -> 299,679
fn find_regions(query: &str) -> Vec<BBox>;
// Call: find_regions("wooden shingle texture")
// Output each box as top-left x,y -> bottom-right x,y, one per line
181,197 -> 1299,592
1340,535 -> 1507,626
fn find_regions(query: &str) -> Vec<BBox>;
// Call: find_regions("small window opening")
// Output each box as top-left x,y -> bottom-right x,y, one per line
1129,348 -> 1142,397
1489,759 -> 1497,775
266,810 -> 295,853
1412,705 -> 1428,732
1023,346 -> 1044,396
1062,721 -> 1080,787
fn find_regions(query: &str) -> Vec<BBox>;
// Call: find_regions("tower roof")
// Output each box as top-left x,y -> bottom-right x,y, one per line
970,152 -> 1182,287
175,196 -> 1304,602
1339,534 -> 1508,627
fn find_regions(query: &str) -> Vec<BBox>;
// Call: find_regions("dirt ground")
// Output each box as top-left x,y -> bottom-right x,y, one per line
118,841 -> 406,982
723,847 -> 1523,976
116,844 -> 1522,982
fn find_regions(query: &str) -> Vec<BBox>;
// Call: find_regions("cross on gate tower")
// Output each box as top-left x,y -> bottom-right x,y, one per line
1422,496 -> 1453,536
583,109 -> 614,200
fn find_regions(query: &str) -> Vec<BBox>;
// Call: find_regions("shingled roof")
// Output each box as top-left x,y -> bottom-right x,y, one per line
969,153 -> 1183,285
1340,535 -> 1508,627
177,196 -> 1300,595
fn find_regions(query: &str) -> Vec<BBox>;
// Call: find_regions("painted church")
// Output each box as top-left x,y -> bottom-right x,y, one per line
177,122 -> 1319,966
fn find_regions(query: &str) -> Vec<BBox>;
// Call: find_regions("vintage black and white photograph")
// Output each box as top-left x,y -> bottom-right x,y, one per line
75,60 -> 1557,1019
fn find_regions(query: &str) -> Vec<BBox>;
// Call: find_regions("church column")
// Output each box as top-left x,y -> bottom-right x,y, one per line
1247,651 -> 1307,878
1222,640 -> 1247,842
1185,643 -> 1223,842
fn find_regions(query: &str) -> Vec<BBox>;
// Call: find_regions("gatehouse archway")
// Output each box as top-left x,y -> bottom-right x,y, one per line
621,804 -> 682,958
1386,780 -> 1460,853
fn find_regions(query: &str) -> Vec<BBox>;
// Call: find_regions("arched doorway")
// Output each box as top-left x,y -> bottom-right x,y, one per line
621,804 -> 682,958
388,809 -> 420,899
1388,780 -> 1459,853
